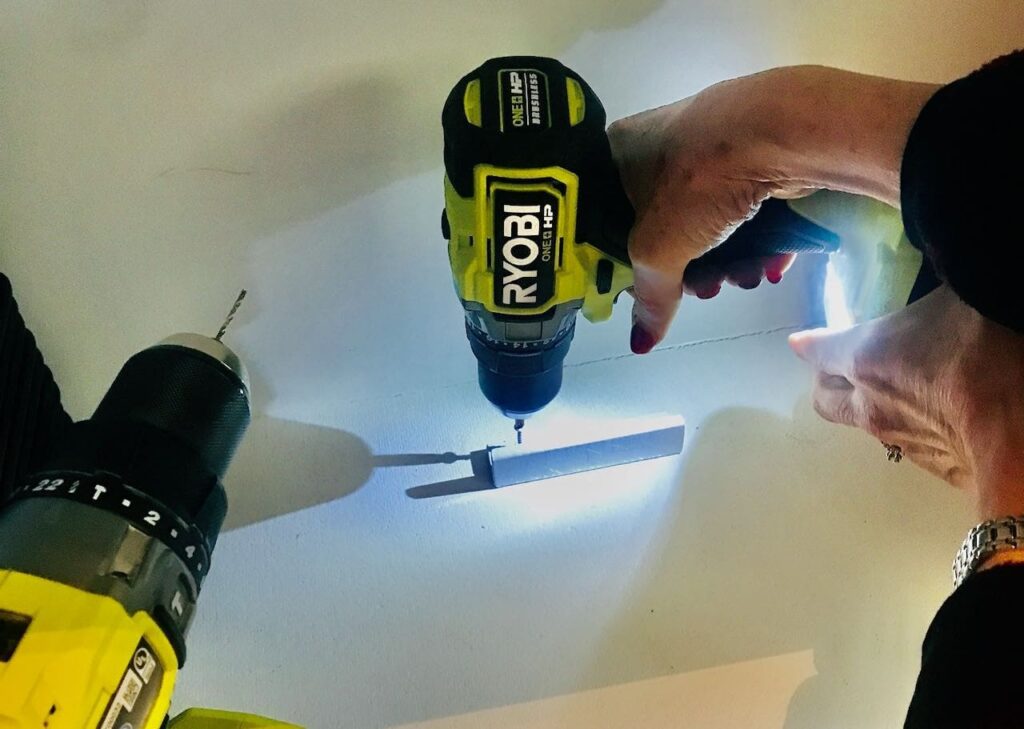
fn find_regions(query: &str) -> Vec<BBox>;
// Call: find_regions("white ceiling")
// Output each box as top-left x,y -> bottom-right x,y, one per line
2,1 -> 1021,727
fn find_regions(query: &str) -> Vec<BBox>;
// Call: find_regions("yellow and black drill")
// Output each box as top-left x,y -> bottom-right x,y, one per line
0,278 -> 297,728
442,57 -> 842,439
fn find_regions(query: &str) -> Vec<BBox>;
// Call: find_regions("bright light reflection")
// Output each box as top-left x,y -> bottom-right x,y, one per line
485,442 -> 678,534
823,259 -> 854,331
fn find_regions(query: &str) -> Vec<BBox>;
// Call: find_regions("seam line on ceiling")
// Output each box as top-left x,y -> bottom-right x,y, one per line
564,323 -> 816,371
290,323 -> 817,414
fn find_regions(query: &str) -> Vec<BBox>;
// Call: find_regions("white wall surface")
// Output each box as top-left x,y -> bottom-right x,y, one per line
1,1 -> 1021,727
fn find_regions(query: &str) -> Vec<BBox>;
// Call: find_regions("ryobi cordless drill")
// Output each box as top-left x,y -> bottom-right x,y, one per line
0,276 -> 297,728
442,56 -> 843,436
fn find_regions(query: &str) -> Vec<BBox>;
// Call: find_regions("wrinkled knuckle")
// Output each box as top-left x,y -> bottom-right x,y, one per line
859,400 -> 892,439
849,335 -> 893,384
849,349 -> 877,383
811,396 -> 835,423
635,283 -> 682,315
627,229 -> 657,260
627,238 -> 660,272
606,119 -> 629,150
959,383 -> 996,439
629,284 -> 655,311
630,232 -> 682,274
810,392 -> 844,425
723,182 -> 764,222
944,466 -> 971,489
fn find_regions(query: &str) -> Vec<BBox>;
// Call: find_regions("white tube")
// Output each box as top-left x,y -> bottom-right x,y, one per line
488,414 -> 685,487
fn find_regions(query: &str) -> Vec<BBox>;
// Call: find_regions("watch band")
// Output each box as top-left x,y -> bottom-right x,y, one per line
953,515 -> 1024,589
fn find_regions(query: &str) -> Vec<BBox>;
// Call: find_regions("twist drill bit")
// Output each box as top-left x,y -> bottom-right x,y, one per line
215,289 -> 247,342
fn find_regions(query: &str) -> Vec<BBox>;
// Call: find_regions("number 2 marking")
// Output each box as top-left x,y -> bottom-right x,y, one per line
144,510 -> 161,526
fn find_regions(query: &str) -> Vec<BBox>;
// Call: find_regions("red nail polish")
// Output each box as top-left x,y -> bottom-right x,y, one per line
766,270 -> 783,284
630,324 -> 656,355
696,284 -> 722,300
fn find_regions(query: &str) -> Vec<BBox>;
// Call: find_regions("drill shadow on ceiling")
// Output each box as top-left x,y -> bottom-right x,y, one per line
228,435 -> 496,529
223,416 -> 374,530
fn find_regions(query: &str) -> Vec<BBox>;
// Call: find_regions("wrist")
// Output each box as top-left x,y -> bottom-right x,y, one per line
961,318 -> 1024,522
974,477 -> 1024,524
743,66 -> 938,206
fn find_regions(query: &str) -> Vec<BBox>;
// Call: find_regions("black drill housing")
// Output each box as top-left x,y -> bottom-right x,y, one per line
443,56 -> 633,419
0,333 -> 250,664
442,56 -> 846,421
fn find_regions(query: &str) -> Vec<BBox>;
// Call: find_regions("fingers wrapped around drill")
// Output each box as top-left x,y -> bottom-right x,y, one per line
627,252 -> 797,354
611,65 -> 936,355
609,76 -> 812,354
683,253 -> 797,298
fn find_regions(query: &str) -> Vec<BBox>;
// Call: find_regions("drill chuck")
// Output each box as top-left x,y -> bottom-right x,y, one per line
0,333 -> 251,664
92,333 -> 251,490
38,333 -> 251,557
468,321 -> 573,419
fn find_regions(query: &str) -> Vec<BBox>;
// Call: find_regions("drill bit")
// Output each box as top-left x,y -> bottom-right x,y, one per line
215,289 -> 247,342
514,418 -> 524,445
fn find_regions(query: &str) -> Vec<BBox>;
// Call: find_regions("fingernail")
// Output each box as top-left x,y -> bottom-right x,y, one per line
766,270 -> 783,285
696,284 -> 722,300
630,323 -> 656,355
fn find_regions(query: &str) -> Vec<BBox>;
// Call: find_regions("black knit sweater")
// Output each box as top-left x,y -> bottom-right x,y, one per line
901,50 -> 1024,728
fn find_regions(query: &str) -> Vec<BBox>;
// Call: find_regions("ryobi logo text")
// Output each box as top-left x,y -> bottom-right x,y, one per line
493,190 -> 557,309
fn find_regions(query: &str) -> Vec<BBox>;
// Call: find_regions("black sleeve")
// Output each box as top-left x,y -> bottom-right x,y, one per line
0,273 -> 72,500
904,565 -> 1024,728
900,50 -> 1024,333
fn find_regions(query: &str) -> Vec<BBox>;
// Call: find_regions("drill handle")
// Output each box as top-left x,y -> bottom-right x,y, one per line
599,192 -> 840,270
690,197 -> 841,269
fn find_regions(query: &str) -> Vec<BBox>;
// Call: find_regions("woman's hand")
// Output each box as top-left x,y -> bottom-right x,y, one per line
608,67 -> 937,354
608,78 -> 802,354
790,286 -> 1024,521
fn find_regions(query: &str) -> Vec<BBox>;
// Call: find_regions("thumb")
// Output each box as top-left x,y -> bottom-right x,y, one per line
788,327 -> 855,377
790,327 -> 864,428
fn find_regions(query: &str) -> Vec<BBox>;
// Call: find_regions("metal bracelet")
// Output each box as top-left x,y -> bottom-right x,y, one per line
953,516 -> 1024,589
